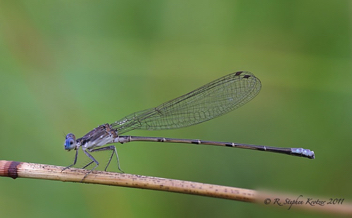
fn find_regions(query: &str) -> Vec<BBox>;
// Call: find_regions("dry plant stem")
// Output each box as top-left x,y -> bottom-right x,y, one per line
0,160 -> 254,202
0,160 -> 351,216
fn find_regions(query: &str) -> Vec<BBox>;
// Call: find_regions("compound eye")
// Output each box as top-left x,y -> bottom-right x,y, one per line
64,133 -> 76,150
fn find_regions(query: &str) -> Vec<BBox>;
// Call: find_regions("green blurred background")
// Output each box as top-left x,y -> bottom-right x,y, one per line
0,1 -> 351,217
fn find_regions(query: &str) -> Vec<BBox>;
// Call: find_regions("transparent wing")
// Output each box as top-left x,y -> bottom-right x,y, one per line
111,71 -> 261,135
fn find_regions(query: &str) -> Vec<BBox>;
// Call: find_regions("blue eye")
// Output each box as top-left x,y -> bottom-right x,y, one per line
64,133 -> 76,150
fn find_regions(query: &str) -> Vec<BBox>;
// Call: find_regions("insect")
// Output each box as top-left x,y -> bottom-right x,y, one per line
63,71 -> 314,178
